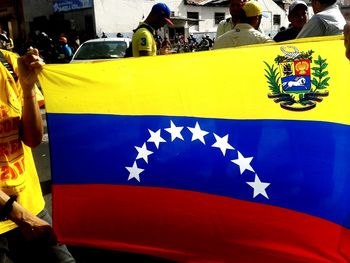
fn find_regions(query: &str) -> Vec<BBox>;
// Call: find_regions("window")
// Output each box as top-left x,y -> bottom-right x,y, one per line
187,12 -> 199,26
273,14 -> 281,26
214,12 -> 225,24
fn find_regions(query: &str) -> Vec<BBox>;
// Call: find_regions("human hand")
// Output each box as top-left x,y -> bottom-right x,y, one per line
17,48 -> 44,94
344,22 -> 350,61
18,212 -> 58,245
9,204 -> 58,245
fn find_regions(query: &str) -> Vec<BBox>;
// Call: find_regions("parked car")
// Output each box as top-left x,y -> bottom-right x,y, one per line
70,37 -> 131,63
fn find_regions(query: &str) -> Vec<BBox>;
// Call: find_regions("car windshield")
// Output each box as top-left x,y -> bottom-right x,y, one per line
74,41 -> 128,60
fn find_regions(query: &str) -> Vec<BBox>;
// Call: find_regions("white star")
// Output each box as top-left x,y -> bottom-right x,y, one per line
211,133 -> 234,156
126,161 -> 144,182
164,121 -> 184,141
187,122 -> 209,144
135,143 -> 153,163
147,129 -> 166,149
247,174 -> 270,199
231,151 -> 255,174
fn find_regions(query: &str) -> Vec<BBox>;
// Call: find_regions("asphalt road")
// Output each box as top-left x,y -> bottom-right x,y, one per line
31,109 -> 174,263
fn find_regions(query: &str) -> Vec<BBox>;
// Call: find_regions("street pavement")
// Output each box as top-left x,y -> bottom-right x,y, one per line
32,109 -> 174,262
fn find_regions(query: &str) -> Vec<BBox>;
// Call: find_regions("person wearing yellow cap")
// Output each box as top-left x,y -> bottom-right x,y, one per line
213,1 -> 273,49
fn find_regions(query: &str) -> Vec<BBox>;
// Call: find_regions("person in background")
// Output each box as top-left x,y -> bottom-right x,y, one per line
188,33 -> 198,51
155,34 -> 162,50
0,27 -> 14,51
58,36 -> 73,63
72,35 -> 80,52
296,0 -> 346,38
274,0 -> 308,42
131,2 -> 174,57
213,1 -> 273,49
206,35 -> 214,48
161,36 -> 172,52
198,35 -> 210,51
216,0 -> 247,38
0,45 -> 75,262
344,22 -> 350,60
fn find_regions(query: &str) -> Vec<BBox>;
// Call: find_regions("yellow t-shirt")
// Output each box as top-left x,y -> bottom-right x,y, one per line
0,49 -> 45,234
132,23 -> 157,57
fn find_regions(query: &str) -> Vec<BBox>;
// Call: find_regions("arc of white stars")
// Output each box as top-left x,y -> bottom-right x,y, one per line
147,129 -> 166,149
187,122 -> 209,144
126,161 -> 144,182
164,120 -> 184,141
231,151 -> 255,174
246,174 -> 270,199
212,133 -> 234,156
135,143 -> 153,163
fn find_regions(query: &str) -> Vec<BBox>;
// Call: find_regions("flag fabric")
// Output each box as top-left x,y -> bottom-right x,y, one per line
39,36 -> 350,263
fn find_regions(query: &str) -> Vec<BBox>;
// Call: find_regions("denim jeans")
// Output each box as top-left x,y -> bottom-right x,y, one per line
0,209 -> 75,263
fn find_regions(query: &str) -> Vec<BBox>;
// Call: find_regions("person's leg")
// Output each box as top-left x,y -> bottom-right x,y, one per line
12,209 -> 76,263
0,235 -> 13,263
3,226 -> 30,263
0,210 -> 75,263
34,209 -> 76,263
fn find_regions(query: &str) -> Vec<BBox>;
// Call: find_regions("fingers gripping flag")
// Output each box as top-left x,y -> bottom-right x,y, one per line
39,36 -> 350,262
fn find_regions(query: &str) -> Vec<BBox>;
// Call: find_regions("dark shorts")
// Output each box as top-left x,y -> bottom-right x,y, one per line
0,209 -> 75,263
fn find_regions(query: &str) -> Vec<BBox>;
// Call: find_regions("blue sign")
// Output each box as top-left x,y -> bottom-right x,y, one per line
53,0 -> 93,12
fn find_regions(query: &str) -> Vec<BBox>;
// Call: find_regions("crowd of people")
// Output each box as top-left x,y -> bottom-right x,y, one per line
20,31 -> 81,64
0,0 -> 348,61
212,0 -> 346,49
128,0 -> 347,57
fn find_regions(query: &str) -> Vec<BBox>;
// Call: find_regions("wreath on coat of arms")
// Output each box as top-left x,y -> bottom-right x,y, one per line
264,46 -> 330,111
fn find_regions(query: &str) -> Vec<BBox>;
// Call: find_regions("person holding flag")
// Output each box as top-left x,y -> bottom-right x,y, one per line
0,46 -> 75,262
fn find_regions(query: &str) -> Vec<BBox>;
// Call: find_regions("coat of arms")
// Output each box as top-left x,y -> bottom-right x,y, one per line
264,46 -> 330,111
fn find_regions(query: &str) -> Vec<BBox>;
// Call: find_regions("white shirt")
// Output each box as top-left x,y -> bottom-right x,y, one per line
216,18 -> 265,38
213,23 -> 273,50
297,4 -> 346,38
216,18 -> 235,38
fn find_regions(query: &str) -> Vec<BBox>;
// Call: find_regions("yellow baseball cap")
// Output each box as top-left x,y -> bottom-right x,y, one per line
242,1 -> 263,17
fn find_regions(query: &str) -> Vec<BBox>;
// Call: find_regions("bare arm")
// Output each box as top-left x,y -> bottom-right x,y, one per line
0,191 -> 57,244
18,48 -> 44,148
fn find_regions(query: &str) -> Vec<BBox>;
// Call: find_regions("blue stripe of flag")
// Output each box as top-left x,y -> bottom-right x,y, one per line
47,113 -> 350,229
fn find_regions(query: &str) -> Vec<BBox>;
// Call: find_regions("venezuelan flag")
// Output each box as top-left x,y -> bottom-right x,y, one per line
39,36 -> 350,262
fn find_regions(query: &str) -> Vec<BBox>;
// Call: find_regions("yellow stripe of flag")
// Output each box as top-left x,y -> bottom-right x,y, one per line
39,36 -> 350,125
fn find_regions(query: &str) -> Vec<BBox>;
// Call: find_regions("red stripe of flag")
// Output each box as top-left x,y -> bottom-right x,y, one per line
53,185 -> 350,263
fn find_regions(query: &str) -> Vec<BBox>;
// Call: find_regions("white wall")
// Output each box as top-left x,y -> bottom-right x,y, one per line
259,0 -> 289,37
22,0 -> 288,39
93,0 -> 155,36
93,0 -> 236,36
